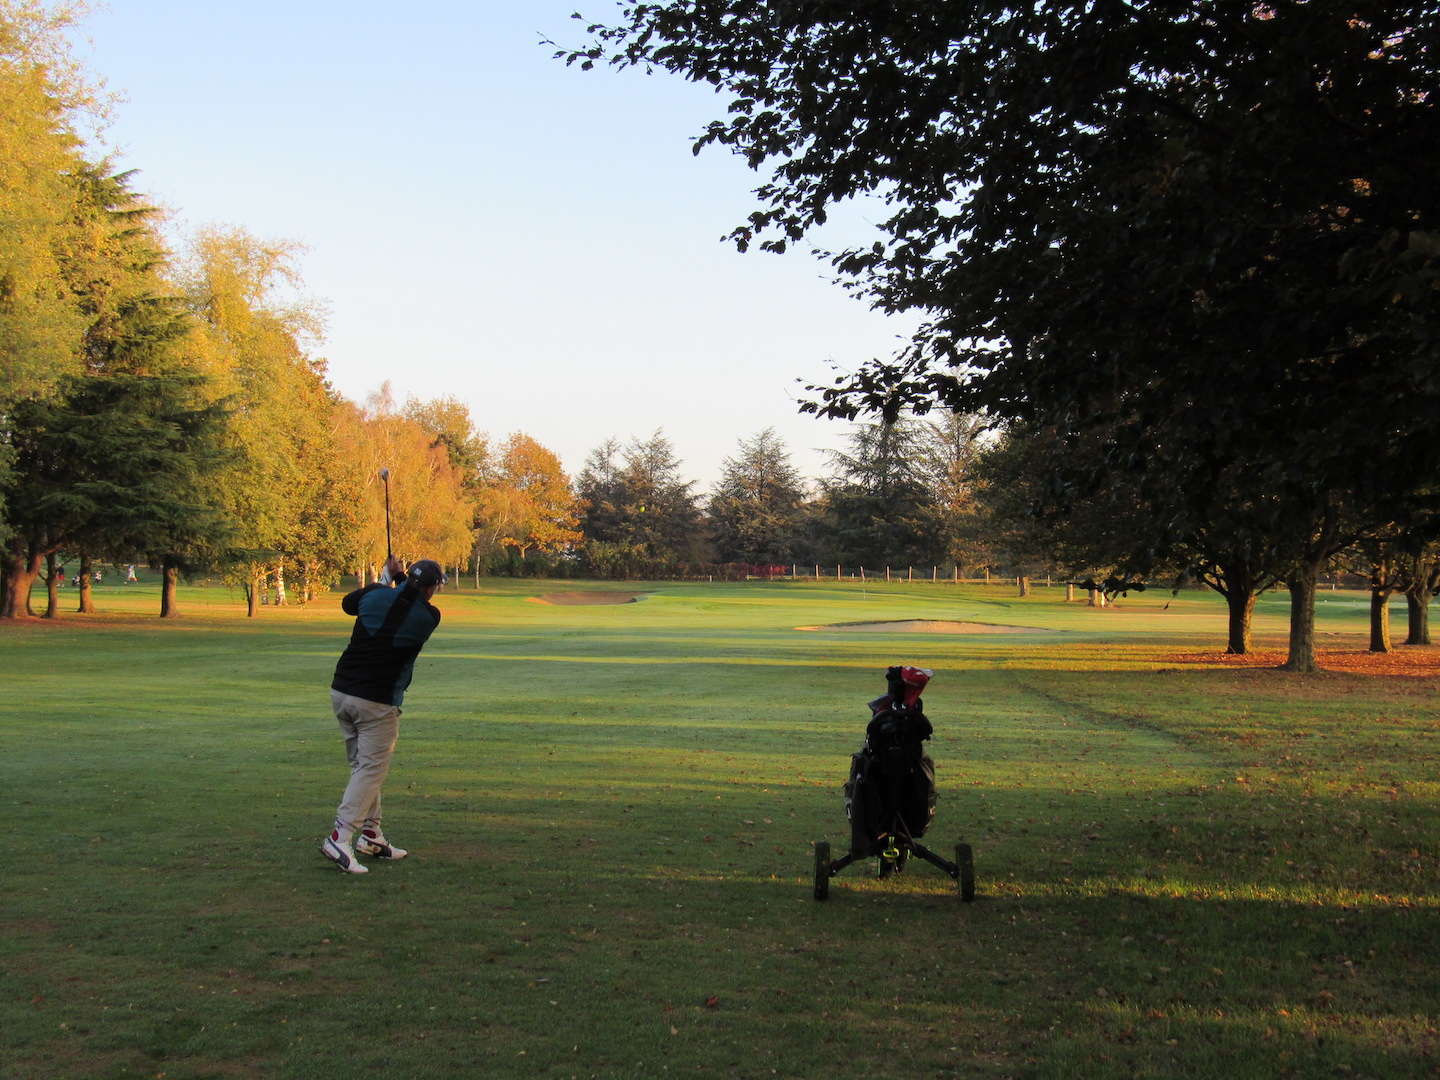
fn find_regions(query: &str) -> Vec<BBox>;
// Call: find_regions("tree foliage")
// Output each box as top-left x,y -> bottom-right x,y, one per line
177,226 -> 336,609
339,389 -> 476,574
572,2 -> 1440,668
0,0 -> 95,409
578,430 -> 704,575
1,372 -> 231,617
816,418 -> 944,567
708,427 -> 810,564
485,432 -> 581,561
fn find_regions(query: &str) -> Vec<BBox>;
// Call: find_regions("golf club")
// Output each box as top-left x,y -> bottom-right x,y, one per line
380,467 -> 392,561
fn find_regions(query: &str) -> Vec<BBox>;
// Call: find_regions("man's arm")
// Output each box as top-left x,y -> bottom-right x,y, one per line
340,558 -> 407,615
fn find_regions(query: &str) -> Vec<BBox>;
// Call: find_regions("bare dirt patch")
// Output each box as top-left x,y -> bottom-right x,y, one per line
528,592 -> 642,606
797,619 -> 1058,634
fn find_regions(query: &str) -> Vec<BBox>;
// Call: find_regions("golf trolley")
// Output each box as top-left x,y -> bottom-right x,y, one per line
813,666 -> 975,902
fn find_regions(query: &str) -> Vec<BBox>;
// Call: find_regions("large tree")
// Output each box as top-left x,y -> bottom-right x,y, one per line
404,394 -> 489,488
914,410 -> 991,573
0,0 -> 93,416
177,226 -> 334,613
1,372 -> 231,619
572,2 -> 1440,671
816,417 -> 944,569
577,430 -> 704,575
0,152 -> 231,619
403,394 -> 494,577
338,390 -> 474,577
485,432 -> 582,562
707,427 -> 811,565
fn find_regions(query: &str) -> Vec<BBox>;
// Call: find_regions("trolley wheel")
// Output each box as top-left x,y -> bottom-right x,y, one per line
956,842 -> 975,903
813,840 -> 831,900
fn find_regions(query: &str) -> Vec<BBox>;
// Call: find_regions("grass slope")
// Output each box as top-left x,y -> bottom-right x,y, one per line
1,579 -> 1436,1079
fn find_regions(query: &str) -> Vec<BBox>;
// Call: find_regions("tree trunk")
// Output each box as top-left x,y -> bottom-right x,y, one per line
1283,570 -> 1320,673
160,558 -> 180,618
1018,575 -> 1030,597
1065,582 -> 1075,602
1405,584 -> 1433,646
44,552 -> 60,619
246,574 -> 261,617
1369,587 -> 1396,653
1405,590 -> 1432,646
274,559 -> 287,605
1,539 -> 41,618
1224,590 -> 1257,655
76,553 -> 97,613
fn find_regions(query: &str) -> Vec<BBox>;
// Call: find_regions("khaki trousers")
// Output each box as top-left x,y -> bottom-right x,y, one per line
331,690 -> 401,837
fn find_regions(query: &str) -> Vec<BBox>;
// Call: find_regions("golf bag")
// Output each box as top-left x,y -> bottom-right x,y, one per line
815,665 -> 975,900
844,665 -> 937,857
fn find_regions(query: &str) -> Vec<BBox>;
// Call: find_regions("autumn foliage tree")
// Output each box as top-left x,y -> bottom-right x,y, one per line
341,388 -> 474,576
484,432 -> 581,563
178,226 -> 334,613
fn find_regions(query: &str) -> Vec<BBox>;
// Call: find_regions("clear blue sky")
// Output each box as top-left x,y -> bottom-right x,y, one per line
74,1 -> 915,490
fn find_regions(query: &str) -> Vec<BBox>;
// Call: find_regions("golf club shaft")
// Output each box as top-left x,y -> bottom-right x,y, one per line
381,468 -> 393,561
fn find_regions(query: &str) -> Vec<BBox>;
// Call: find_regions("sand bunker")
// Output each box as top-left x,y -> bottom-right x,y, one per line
528,592 -> 642,606
798,619 -> 1057,633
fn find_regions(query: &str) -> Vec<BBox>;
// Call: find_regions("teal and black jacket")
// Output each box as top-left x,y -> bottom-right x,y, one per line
331,583 -> 442,707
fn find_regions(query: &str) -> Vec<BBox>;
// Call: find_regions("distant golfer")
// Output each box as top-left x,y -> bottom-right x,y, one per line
321,556 -> 446,874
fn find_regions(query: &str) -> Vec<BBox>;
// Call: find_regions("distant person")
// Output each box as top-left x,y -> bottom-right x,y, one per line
321,556 -> 446,874
93,569 -> 102,584
125,565 -> 137,583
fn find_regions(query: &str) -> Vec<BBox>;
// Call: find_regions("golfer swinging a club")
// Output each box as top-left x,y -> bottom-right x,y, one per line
322,555 -> 446,873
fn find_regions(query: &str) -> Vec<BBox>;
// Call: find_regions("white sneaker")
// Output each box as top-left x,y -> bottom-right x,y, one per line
321,835 -> 368,873
355,833 -> 408,860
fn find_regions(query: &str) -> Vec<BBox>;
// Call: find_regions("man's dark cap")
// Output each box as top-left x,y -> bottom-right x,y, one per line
406,559 -> 446,589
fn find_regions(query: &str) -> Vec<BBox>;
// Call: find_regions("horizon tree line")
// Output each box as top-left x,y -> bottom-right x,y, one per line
1,0 -> 1435,669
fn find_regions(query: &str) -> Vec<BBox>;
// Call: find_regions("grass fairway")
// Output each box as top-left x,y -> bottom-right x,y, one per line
2,578 -> 1437,1079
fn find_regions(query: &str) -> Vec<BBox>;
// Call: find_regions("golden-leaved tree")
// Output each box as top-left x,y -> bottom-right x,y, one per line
0,0 -> 90,408
177,226 -> 335,614
485,433 -> 581,561
341,386 -> 474,577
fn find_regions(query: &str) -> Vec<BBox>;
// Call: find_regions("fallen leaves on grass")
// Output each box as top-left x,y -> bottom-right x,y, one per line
1163,648 -> 1440,678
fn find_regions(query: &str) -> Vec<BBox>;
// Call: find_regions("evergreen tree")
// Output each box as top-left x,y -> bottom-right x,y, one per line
0,154 -> 236,618
817,418 -> 943,568
1,373 -> 231,618
577,430 -> 703,575
915,410 -> 990,572
707,428 -> 810,565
